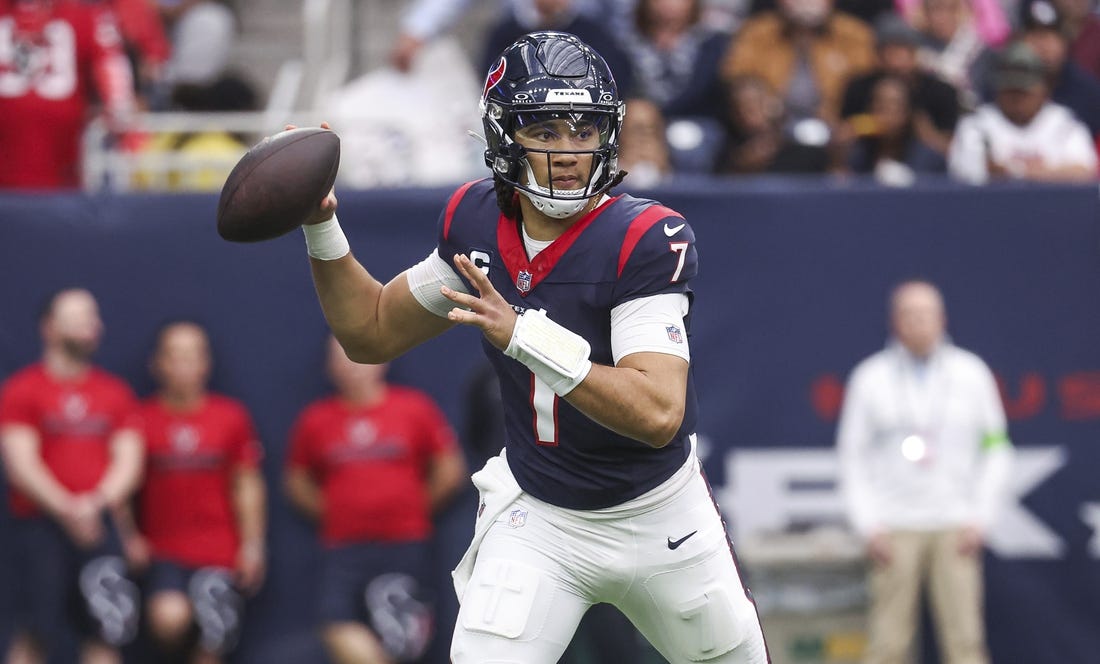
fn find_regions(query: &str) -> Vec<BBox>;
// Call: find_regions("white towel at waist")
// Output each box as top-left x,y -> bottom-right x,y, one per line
451,448 -> 523,601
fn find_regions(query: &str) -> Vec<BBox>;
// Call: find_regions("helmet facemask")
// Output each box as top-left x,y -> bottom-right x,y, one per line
484,105 -> 622,219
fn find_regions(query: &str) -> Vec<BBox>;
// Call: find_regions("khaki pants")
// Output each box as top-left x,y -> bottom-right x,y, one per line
863,529 -> 988,664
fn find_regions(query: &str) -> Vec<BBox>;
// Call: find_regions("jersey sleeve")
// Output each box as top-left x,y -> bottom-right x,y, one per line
947,115 -> 989,184
86,5 -> 136,120
410,393 -> 458,468
0,375 -> 38,428
434,180 -> 484,264
111,380 -> 143,433
286,408 -> 317,473
612,207 -> 698,305
230,403 -> 263,468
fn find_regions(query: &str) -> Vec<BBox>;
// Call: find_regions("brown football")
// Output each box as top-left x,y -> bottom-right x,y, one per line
216,127 -> 341,242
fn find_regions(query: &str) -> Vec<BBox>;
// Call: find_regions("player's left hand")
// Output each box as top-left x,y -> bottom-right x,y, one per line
443,254 -> 517,350
236,541 -> 266,595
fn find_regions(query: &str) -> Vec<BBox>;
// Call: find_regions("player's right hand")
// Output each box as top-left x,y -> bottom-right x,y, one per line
283,122 -> 339,225
305,187 -> 338,225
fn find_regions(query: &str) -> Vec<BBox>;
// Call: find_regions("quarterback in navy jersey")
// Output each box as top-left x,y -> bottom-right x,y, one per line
294,31 -> 769,664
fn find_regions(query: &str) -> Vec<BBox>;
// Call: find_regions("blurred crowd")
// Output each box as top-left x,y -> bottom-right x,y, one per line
1,0 -> 1098,189
0,288 -> 468,664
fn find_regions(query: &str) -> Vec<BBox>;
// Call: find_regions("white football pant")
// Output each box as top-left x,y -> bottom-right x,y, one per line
451,451 -> 769,663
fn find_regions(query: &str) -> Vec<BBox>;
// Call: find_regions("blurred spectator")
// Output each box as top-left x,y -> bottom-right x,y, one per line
618,97 -> 674,186
1050,0 -> 1100,80
841,13 -> 960,156
620,0 -> 731,121
92,0 -> 171,100
390,0 -> 632,72
284,338 -> 467,664
330,37 -> 482,188
837,280 -> 1014,664
746,0 -> 896,25
1012,0 -> 1100,136
0,0 -> 136,189
156,0 -> 235,103
127,321 -> 266,664
0,288 -> 143,663
845,75 -> 947,182
479,0 -> 635,97
910,0 -> 998,109
715,75 -> 832,174
131,75 -> 255,191
948,42 -> 1097,182
897,0 -> 1011,46
722,0 -> 876,131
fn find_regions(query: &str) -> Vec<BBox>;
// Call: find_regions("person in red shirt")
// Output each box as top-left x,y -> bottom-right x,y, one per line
0,288 -> 144,664
124,321 -> 266,664
284,336 -> 467,664
0,0 -> 136,189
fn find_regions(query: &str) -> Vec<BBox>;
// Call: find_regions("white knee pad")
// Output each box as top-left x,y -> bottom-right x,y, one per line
641,556 -> 763,662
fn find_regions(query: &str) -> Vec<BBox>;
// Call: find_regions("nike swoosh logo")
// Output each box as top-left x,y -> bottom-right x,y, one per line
667,530 -> 698,550
663,222 -> 686,237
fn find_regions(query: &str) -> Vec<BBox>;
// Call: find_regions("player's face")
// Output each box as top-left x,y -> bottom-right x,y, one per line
153,323 -> 212,394
44,289 -> 103,360
891,283 -> 946,357
326,337 -> 388,396
514,114 -> 604,193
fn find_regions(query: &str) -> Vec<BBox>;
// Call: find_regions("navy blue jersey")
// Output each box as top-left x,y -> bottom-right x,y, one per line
436,179 -> 700,510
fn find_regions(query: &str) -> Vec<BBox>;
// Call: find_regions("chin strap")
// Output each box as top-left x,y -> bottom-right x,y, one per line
519,161 -> 590,219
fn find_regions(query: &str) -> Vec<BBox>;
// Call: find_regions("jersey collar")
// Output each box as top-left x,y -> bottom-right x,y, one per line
496,196 -> 620,296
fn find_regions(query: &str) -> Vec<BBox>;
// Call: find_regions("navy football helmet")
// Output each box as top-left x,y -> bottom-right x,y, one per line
480,31 -> 625,218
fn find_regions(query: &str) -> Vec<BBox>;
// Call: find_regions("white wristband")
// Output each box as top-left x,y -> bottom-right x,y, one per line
302,215 -> 350,261
505,309 -> 592,396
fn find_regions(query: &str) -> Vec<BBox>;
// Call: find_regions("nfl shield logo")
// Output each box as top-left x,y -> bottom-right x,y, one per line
508,509 -> 528,528
517,270 -> 533,293
666,325 -> 683,343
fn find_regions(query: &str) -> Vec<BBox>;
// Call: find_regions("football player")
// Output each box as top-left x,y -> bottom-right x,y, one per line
294,31 -> 769,663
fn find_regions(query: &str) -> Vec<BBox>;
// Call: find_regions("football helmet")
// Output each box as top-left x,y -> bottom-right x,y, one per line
480,31 -> 625,218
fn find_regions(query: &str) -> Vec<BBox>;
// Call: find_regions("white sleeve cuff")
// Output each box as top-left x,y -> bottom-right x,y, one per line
610,293 -> 691,365
406,249 -> 469,317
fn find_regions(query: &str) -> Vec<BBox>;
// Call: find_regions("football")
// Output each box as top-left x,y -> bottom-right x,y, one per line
216,127 -> 341,242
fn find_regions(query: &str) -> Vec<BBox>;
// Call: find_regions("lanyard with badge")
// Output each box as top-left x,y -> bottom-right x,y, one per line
894,348 -> 950,468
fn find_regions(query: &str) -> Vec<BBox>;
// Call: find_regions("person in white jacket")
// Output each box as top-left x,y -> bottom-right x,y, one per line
837,280 -> 1014,664
947,41 -> 1097,184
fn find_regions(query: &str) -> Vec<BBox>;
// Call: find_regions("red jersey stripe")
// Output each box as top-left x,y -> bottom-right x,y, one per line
443,179 -> 484,241
617,205 -> 682,278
